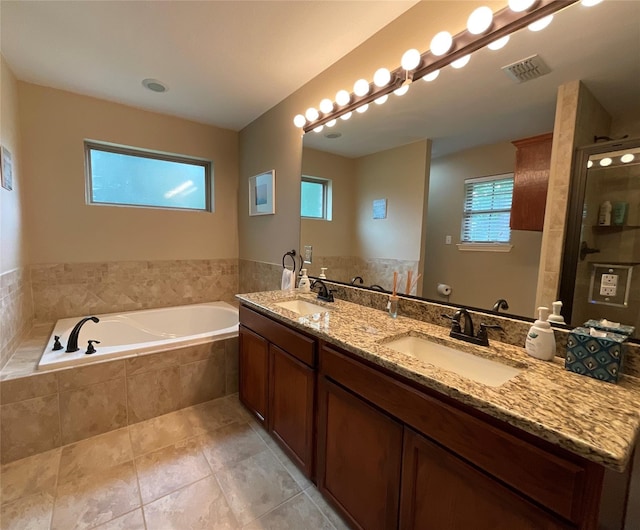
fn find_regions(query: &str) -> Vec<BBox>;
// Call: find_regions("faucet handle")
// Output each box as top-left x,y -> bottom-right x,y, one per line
477,323 -> 504,345
53,335 -> 64,351
441,313 -> 462,334
85,340 -> 101,355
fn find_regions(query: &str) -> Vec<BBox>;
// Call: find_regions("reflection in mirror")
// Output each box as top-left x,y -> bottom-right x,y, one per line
300,0 -> 640,323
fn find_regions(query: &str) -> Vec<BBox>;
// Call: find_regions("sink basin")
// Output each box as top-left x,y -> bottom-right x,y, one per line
275,299 -> 332,316
383,335 -> 522,387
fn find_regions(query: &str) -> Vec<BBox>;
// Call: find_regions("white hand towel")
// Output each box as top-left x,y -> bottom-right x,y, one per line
281,269 -> 295,291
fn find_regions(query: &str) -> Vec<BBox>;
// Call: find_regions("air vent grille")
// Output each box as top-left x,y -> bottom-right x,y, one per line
502,54 -> 551,83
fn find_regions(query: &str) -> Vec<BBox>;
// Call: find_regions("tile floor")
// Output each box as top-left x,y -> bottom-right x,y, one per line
0,394 -> 348,529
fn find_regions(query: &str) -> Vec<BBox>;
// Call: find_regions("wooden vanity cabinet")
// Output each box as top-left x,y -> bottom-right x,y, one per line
238,305 -> 316,478
318,342 -> 604,530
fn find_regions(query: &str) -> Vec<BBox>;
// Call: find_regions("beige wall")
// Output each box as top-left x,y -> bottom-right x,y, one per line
19,83 -> 239,264
1,56 -> 25,273
300,147 -> 356,259
355,140 -> 429,262
423,141 -> 542,317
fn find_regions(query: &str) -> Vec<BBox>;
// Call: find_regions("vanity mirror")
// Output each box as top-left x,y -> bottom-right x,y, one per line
299,0 -> 640,327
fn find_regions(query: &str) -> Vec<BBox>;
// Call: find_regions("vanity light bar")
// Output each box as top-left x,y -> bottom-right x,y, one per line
299,0 -> 579,133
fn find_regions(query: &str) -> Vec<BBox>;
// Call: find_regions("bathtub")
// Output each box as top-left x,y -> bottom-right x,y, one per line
38,302 -> 239,371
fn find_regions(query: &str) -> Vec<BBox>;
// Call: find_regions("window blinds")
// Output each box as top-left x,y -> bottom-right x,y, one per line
461,174 -> 514,243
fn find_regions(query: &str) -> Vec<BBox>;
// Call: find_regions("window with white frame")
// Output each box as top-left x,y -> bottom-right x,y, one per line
461,173 -> 514,243
85,141 -> 212,212
301,175 -> 332,220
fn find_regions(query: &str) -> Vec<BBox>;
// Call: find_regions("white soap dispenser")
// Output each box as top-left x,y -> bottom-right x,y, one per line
298,269 -> 311,293
547,301 -> 566,324
525,307 -> 556,361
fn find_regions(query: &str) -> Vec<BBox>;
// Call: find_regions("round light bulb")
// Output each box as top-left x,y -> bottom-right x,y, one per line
313,125 -> 324,133
394,85 -> 410,96
451,55 -> 471,69
528,14 -> 553,31
373,68 -> 391,87
293,114 -> 306,128
353,79 -> 370,97
587,160 -> 594,168
305,107 -> 319,122
340,112 -> 352,121
488,35 -> 510,50
621,153 -> 635,163
508,0 -> 536,12
374,95 -> 388,105
581,0 -> 602,5
430,31 -> 453,56
599,157 -> 612,167
356,104 -> 369,114
326,119 -> 337,128
336,90 -> 351,106
467,6 -> 493,35
401,49 -> 421,71
423,70 -> 440,82
319,98 -> 334,114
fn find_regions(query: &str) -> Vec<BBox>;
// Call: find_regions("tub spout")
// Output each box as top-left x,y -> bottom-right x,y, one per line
66,316 -> 99,352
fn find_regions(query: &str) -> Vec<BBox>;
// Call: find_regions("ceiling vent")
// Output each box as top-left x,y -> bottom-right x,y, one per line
502,55 -> 551,83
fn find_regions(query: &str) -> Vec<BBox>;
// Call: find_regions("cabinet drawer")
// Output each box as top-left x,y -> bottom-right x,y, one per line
321,343 -> 598,524
240,305 -> 316,367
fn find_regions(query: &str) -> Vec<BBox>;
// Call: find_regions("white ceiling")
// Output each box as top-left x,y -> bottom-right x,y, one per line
303,0 -> 640,158
0,0 -> 418,131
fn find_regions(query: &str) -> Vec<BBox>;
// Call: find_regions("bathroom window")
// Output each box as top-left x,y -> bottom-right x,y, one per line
85,142 -> 212,211
301,176 -> 332,220
461,174 -> 514,245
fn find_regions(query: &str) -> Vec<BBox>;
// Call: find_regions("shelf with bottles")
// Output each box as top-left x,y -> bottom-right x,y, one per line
591,225 -> 640,234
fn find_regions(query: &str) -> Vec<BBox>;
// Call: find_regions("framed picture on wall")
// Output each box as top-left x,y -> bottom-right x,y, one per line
1,146 -> 13,191
249,170 -> 275,216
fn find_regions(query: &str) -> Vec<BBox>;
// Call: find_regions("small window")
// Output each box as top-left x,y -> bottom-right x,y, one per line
85,141 -> 212,211
461,174 -> 514,243
301,176 -> 332,220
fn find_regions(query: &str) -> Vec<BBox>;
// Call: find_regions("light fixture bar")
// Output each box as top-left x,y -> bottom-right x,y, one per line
303,0 -> 578,133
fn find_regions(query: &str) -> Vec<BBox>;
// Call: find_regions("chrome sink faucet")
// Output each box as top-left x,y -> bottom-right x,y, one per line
65,316 -> 100,352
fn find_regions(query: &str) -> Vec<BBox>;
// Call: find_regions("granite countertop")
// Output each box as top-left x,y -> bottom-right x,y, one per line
236,290 -> 640,472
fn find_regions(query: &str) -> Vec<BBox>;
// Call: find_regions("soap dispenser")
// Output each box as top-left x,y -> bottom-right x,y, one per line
298,269 -> 311,293
525,307 -> 556,361
547,301 -> 566,324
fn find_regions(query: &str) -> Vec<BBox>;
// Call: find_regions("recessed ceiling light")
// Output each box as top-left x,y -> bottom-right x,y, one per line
142,78 -> 169,93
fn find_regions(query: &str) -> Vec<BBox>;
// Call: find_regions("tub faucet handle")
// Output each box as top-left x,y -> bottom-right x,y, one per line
86,340 -> 100,355
53,336 -> 63,351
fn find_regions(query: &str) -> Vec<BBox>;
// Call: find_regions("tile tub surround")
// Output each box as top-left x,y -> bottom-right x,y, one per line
30,258 -> 239,324
0,331 -> 239,464
0,394 -> 347,530
239,258 -> 283,294
237,290 -> 640,472
0,267 -> 34,370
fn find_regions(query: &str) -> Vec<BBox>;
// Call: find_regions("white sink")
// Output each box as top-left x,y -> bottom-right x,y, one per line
275,299 -> 332,316
383,335 -> 522,387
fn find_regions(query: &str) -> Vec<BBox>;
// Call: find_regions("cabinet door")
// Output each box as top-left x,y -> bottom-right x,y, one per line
238,325 -> 269,424
400,428 -> 573,530
269,344 -> 315,477
317,377 -> 403,530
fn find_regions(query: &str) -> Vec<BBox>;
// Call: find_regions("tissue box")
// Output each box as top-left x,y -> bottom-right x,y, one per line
565,327 -> 627,383
583,319 -> 635,337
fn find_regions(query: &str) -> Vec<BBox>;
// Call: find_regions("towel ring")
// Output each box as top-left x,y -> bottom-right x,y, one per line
282,250 -> 297,272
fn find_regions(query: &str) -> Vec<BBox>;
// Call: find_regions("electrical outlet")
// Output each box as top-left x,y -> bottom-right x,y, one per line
445,235 -> 452,245
600,285 -> 617,297
600,273 -> 618,297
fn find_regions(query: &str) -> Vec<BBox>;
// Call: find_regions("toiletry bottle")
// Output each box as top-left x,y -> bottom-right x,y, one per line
598,200 -> 612,226
387,295 -> 398,318
525,307 -> 556,361
319,267 -> 327,279
547,301 -> 565,324
298,269 -> 311,293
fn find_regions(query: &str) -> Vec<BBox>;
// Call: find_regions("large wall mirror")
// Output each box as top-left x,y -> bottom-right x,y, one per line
299,1 -> 640,329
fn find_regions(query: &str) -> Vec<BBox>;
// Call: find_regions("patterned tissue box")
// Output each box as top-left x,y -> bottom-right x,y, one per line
565,327 -> 627,384
583,319 -> 635,337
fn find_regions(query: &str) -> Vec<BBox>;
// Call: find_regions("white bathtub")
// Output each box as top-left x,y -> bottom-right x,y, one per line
38,302 -> 239,371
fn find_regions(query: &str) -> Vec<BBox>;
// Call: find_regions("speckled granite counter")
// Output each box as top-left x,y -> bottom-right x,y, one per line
237,290 -> 640,472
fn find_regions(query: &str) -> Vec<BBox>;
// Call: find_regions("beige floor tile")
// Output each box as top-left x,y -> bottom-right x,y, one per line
215,449 -> 300,526
135,437 -> 210,504
51,461 -> 140,530
58,427 -> 133,485
0,448 -> 61,505
143,475 -> 238,529
262,435 -> 313,490
129,408 -> 195,456
181,398 -> 242,436
91,508 -> 146,530
222,393 -> 256,422
244,491 -> 334,530
198,421 -> 267,472
0,491 -> 54,530
304,486 -> 350,530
